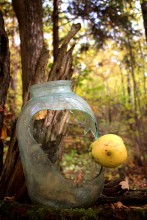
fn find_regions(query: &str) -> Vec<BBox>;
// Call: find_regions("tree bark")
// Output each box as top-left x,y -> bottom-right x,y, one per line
0,0 -> 46,200
97,189 -> 147,205
0,11 -> 10,174
8,17 -> 20,119
12,0 -> 44,98
52,0 -> 59,60
141,0 -> 147,41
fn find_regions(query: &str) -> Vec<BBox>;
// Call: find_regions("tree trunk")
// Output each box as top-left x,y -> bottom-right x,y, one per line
0,0 -> 81,201
52,0 -> 59,60
0,11 -> 10,174
8,17 -> 20,120
141,0 -> 147,41
0,0 -> 46,200
12,0 -> 44,98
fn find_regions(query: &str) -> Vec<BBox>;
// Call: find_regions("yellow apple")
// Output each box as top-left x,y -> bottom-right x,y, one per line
89,134 -> 127,168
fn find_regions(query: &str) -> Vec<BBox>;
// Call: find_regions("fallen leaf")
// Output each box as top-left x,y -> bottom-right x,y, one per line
113,201 -> 128,209
119,178 -> 129,191
34,110 -> 47,120
0,122 -> 7,140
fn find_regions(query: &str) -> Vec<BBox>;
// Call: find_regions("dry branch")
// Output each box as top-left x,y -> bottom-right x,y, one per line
97,189 -> 147,205
0,23 -> 81,200
33,23 -> 81,165
48,23 -> 81,80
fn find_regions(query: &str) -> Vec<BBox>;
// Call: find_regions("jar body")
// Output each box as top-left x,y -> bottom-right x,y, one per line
16,80 -> 104,208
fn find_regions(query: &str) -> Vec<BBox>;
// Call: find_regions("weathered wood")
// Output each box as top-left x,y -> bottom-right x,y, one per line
0,127 -> 20,198
33,23 -> 81,166
48,23 -> 81,81
102,178 -> 129,197
97,189 -> 147,205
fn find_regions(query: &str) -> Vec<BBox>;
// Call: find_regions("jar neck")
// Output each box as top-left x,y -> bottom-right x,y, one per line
29,80 -> 72,98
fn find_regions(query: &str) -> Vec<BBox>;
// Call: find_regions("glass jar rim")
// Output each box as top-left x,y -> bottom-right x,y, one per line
29,80 -> 72,91
29,80 -> 72,98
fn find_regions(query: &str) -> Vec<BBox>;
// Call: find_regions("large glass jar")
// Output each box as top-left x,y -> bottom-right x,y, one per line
16,80 -> 104,208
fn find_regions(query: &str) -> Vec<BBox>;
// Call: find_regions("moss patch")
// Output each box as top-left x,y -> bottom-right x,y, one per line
0,200 -> 147,220
26,206 -> 102,220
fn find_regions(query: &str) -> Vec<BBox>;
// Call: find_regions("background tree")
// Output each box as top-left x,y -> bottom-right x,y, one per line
140,0 -> 147,41
52,0 -> 59,60
0,10 -> 10,175
66,0 -> 135,47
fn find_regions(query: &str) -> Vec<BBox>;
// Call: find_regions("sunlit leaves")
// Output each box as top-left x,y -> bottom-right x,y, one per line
66,0 -> 139,47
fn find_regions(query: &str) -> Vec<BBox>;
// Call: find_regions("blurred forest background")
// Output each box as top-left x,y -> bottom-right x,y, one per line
0,0 -> 147,201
